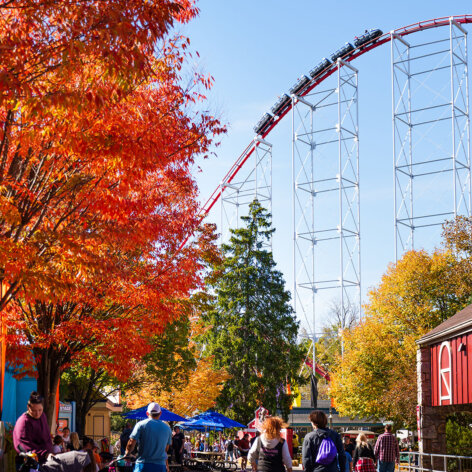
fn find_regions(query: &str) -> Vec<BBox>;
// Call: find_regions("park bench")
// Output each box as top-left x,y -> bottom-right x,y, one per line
169,464 -> 184,472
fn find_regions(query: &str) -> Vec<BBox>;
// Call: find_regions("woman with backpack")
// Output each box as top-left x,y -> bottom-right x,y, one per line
225,437 -> 235,461
302,410 -> 346,472
248,416 -> 292,472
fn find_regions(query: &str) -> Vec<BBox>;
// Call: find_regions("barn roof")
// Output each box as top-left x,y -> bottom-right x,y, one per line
418,304 -> 472,346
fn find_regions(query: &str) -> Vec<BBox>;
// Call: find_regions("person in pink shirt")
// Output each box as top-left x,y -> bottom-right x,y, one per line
13,391 -> 54,463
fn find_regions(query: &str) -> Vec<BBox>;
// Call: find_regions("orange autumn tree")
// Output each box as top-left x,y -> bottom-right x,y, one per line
0,0 -> 200,310
1,1 -> 225,425
125,321 -> 230,417
126,357 -> 230,418
0,0 -> 197,139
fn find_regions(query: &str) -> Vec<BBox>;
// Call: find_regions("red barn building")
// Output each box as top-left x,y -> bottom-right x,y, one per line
417,304 -> 472,458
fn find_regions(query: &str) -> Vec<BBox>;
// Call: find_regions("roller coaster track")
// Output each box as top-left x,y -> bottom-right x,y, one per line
200,14 -> 472,220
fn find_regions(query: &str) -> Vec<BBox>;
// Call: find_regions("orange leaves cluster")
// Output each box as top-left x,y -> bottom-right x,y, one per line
0,1 -> 226,390
126,356 -> 230,418
0,0 -> 198,110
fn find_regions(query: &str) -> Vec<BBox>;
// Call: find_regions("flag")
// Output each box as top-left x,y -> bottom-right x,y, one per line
310,374 -> 318,409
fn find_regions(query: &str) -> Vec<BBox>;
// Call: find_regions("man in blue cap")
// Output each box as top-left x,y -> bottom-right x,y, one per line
124,402 -> 172,472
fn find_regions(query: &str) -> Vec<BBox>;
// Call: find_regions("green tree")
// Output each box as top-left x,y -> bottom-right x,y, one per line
60,366 -> 118,437
60,317 -> 197,435
203,200 -> 304,423
446,413 -> 472,456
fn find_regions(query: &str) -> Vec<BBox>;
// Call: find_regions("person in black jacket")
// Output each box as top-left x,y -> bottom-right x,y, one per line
343,437 -> 355,456
302,410 -> 346,472
352,433 -> 375,469
120,422 -> 133,455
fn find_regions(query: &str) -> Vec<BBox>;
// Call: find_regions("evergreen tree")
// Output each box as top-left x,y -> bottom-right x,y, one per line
203,200 -> 304,423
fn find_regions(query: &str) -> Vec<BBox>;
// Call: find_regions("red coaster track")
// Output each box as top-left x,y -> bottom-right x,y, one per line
201,15 -> 472,219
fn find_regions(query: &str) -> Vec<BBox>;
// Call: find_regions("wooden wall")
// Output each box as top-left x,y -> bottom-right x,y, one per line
431,332 -> 472,406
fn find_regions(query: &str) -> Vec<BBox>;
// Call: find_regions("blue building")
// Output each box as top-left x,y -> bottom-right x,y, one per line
2,367 -> 36,427
2,367 -> 76,432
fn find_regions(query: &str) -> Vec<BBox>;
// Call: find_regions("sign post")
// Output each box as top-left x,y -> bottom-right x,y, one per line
0,281 -> 7,471
0,281 -> 7,422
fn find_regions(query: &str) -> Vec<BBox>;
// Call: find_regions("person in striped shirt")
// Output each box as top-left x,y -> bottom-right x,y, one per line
373,425 -> 399,472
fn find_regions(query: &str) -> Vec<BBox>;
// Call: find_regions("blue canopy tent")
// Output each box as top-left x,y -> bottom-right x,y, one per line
197,411 -> 245,429
123,405 -> 186,422
179,417 -> 224,431
180,410 -> 245,430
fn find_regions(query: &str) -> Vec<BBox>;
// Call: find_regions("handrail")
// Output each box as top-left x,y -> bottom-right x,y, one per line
399,450 -> 472,472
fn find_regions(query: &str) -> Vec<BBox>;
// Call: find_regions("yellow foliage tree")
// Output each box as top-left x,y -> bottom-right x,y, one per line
125,356 -> 230,417
330,249 -> 472,427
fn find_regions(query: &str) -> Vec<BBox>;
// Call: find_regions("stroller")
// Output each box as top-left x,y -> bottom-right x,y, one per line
18,450 -> 91,472
19,449 -> 135,472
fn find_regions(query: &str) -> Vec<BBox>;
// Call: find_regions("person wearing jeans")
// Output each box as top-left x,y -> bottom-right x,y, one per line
225,438 -> 236,461
374,425 -> 399,472
124,402 -> 172,472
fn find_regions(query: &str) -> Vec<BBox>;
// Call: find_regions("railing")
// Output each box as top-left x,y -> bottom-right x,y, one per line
398,452 -> 472,472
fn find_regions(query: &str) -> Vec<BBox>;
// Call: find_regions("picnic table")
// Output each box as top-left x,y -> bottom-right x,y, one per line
184,451 -> 237,472
194,452 -> 224,460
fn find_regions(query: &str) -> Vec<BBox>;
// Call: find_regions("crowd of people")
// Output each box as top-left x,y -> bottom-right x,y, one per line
166,430 -> 252,464
13,392 -> 402,472
301,413 -> 400,472
13,391 -> 116,471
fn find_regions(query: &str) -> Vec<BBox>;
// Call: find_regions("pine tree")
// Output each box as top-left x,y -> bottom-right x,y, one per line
203,200 -> 304,423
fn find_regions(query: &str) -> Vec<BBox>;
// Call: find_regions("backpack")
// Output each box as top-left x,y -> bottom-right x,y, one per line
315,435 -> 337,465
226,440 -> 234,452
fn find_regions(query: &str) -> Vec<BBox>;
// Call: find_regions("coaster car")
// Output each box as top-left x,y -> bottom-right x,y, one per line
254,112 -> 274,135
330,42 -> 355,62
309,57 -> 332,78
354,28 -> 383,48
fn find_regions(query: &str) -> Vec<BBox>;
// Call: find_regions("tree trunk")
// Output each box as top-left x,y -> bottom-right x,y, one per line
75,408 -> 87,437
35,347 -> 61,434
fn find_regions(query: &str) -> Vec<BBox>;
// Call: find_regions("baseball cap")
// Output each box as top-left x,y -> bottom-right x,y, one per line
147,402 -> 161,415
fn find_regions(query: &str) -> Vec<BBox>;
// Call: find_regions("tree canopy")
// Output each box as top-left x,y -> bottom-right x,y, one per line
1,0 -> 225,425
124,317 -> 230,417
202,200 -> 304,423
330,244 -> 472,427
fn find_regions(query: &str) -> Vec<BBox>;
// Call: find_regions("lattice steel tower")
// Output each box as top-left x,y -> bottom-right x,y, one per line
220,137 -> 272,246
292,59 -> 361,344
392,18 -> 471,258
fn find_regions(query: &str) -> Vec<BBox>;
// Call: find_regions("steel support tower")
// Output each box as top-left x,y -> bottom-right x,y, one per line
220,137 -> 272,245
292,59 -> 360,345
392,18 -> 471,258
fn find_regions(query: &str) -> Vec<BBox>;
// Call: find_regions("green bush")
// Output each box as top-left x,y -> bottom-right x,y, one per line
446,413 -> 472,456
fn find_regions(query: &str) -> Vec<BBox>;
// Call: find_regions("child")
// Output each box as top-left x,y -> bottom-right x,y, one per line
184,437 -> 192,457
344,443 -> 353,472
52,435 -> 64,454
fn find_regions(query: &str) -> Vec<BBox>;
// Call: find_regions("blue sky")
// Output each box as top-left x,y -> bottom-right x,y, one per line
182,2 -> 472,331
